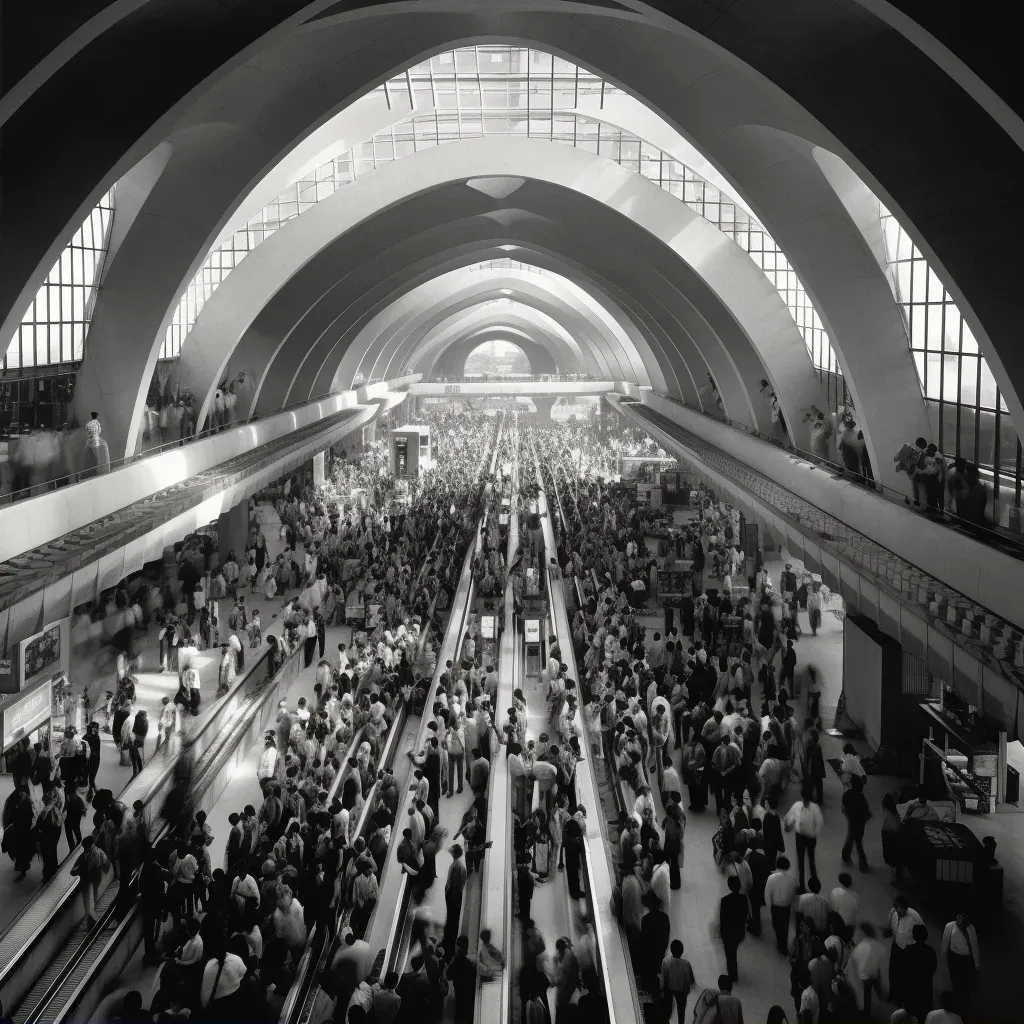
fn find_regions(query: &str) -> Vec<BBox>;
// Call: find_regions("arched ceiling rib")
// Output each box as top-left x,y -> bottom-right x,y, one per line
436,326 -> 564,379
364,288 -> 621,385
353,268 -> 649,385
5,4 -> 1023,466
435,328 -> 562,378
174,141 -> 820,453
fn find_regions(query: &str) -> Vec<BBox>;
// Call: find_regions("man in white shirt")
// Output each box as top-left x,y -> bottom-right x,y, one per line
764,855 -> 798,954
940,912 -> 979,1011
829,872 -> 860,930
885,894 -> 924,1007
847,922 -> 886,1015
784,787 -> 824,889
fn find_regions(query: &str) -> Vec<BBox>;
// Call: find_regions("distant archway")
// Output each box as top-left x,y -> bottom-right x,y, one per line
463,339 -> 532,377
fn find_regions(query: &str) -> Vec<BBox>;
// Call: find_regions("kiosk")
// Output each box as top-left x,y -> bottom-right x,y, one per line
389,425 -> 431,478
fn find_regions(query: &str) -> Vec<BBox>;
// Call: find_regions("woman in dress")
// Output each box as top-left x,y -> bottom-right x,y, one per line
532,809 -> 552,881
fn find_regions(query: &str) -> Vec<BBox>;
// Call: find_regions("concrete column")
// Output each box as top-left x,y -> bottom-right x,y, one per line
533,396 -> 557,422
218,500 -> 249,564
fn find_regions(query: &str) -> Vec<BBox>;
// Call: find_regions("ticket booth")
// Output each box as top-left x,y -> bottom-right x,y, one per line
524,618 -> 542,676
389,425 -> 431,478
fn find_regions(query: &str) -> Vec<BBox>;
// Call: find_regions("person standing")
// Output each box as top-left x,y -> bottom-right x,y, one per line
719,875 -> 749,984
903,924 -> 938,1023
783,787 -> 824,889
940,912 -> 979,1012
71,835 -> 110,928
661,939 -> 696,1024
36,789 -> 64,879
444,844 -> 468,955
884,894 -> 924,1008
765,855 -> 797,955
65,786 -> 86,850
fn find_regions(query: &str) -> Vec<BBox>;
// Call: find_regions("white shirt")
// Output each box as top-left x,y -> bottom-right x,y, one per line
764,868 -> 798,908
941,920 -> 980,967
829,884 -> 860,926
785,800 -> 824,838
887,906 -> 924,949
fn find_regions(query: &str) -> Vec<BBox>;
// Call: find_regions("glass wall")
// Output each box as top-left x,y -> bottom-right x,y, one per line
880,207 -> 1022,508
2,191 -> 115,371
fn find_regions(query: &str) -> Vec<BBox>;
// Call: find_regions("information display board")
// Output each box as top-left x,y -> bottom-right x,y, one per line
481,615 -> 496,640
24,623 -> 60,682
657,560 -> 694,604
524,619 -> 541,643
2,680 -> 52,750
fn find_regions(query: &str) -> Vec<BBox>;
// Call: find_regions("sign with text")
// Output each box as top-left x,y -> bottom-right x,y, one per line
3,680 -> 52,750
524,619 -> 540,643
481,615 -> 496,640
444,385 -> 462,395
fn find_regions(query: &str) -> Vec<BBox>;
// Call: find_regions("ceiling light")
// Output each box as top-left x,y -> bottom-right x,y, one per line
500,289 -> 513,296
466,176 -> 525,199
499,245 -> 517,251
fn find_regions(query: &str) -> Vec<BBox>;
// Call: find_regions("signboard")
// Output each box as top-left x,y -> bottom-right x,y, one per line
444,384 -> 462,395
313,451 -> 325,488
3,679 -> 52,750
24,623 -> 61,683
657,560 -> 694,605
366,603 -> 381,629
525,619 -> 540,643
0,659 -> 11,679
498,513 -> 509,526
481,615 -> 496,640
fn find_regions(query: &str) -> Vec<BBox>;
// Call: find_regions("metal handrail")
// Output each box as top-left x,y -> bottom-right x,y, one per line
659,396 -> 1024,557
0,378 -> 414,507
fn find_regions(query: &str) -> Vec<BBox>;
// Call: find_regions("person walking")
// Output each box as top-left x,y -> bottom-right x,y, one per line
719,875 -> 749,984
36,790 -> 64,880
783,787 -> 823,890
941,912 -> 979,1012
765,855 -> 797,955
884,894 -> 924,1008
840,775 -> 871,871
661,939 -> 696,1024
444,844 -> 468,955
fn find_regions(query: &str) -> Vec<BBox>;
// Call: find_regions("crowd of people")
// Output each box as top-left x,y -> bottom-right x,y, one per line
0,412 -> 990,1024
521,426 -> 978,1024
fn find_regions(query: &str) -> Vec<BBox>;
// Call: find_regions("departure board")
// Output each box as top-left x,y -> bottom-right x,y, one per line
23,623 -> 61,682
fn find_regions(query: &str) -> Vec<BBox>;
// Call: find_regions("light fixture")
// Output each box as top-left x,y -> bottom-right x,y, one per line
499,289 -> 513,296
499,245 -> 517,252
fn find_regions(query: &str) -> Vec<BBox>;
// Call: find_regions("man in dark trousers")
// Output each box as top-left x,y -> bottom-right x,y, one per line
719,875 -> 749,984
139,848 -> 169,962
449,935 -> 477,1024
641,892 -> 672,998
444,844 -> 468,956
517,853 -> 535,921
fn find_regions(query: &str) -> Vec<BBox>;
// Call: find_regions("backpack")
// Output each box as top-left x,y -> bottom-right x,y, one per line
692,988 -> 719,1024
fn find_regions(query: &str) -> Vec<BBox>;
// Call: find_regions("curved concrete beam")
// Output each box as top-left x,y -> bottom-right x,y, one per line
355,269 -> 645,384
434,329 -> 562,378
578,93 -> 932,466
386,297 -> 603,382
6,5 -> 1023,459
291,234 -> 687,409
176,142 -> 816,443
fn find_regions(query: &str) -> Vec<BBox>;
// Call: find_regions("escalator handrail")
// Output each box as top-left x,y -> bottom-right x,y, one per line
532,445 -> 643,1024
0,639 -> 276,996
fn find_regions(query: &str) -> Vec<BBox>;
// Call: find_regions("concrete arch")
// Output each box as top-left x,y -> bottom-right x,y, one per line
175,141 -> 819,449
381,296 -> 606,383
5,6 -> 1022,466
436,330 -> 561,379
281,233 -> 694,414
354,270 -> 646,386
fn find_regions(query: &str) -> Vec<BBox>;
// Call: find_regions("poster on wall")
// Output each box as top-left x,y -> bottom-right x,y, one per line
24,623 -> 61,682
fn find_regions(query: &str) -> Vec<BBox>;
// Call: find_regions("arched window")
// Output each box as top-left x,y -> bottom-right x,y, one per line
464,339 -> 531,377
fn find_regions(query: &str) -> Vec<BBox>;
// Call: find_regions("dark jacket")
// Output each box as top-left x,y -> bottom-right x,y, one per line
720,891 -> 749,942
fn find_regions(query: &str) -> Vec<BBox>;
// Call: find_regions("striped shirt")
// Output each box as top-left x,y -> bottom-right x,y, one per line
85,417 -> 102,448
